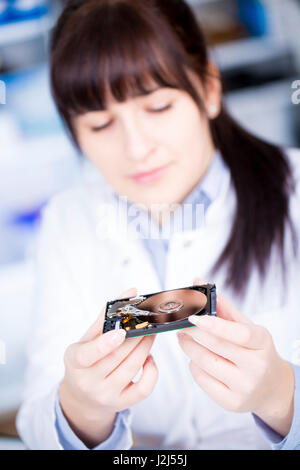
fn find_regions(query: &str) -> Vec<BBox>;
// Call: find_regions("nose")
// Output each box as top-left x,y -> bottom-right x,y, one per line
121,113 -> 154,162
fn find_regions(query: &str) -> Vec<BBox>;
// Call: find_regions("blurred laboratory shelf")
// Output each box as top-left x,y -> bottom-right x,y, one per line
225,78 -> 298,147
0,14 -> 55,47
190,0 -> 300,74
0,437 -> 25,451
212,35 -> 292,72
188,0 -> 223,4
0,133 -> 80,214
0,261 -> 34,416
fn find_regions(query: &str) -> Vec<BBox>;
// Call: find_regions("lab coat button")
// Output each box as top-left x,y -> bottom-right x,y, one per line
183,240 -> 193,248
122,258 -> 131,267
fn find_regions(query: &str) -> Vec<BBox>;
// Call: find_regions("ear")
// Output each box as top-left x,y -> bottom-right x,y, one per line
203,61 -> 222,120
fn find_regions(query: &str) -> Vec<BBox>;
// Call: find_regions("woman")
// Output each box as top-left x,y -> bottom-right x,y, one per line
17,0 -> 300,450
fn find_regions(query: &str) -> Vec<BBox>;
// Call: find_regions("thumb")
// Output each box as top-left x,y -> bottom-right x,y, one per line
81,287 -> 138,342
116,287 -> 138,300
217,293 -> 252,325
193,279 -> 252,325
193,278 -> 206,286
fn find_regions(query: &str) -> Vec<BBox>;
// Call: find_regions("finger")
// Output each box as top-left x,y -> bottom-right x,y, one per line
93,335 -> 148,377
177,333 -> 239,389
193,278 -> 206,286
217,293 -> 252,325
67,328 -> 127,368
105,335 -> 156,391
193,279 -> 252,325
177,326 -> 243,364
120,355 -> 159,408
189,361 -> 234,409
187,314 -> 265,349
80,287 -> 138,342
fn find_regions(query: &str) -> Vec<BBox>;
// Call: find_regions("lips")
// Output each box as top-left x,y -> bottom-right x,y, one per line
130,163 -> 170,184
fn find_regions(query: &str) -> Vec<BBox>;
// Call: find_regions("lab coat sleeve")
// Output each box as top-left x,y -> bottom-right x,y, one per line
16,197 -> 133,450
54,387 -> 133,450
252,363 -> 300,450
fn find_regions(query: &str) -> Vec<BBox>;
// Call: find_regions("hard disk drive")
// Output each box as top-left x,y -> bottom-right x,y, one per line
103,284 -> 217,338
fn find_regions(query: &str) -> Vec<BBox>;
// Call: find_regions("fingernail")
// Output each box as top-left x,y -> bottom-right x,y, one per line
108,329 -> 126,344
193,278 -> 206,286
177,332 -> 186,340
188,315 -> 213,329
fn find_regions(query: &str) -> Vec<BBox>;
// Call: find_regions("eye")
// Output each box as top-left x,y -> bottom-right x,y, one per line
91,120 -> 113,132
148,103 -> 172,113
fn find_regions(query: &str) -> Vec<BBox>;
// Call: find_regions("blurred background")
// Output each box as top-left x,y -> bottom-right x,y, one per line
0,0 -> 299,450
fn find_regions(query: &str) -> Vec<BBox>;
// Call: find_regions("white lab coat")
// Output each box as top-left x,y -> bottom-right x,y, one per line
17,148 -> 300,450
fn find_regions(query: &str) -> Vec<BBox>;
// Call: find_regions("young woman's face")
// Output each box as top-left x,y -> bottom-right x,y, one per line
73,78 -> 219,210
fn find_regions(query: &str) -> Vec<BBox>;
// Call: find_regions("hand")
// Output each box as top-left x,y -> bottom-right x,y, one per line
59,287 -> 158,448
177,279 -> 295,438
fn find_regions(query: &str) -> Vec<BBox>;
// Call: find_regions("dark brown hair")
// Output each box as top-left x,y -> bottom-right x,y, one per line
50,0 -> 296,296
